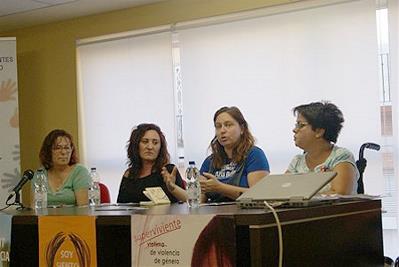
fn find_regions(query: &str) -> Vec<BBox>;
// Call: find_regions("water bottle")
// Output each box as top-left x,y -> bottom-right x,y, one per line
186,161 -> 201,208
34,169 -> 48,209
88,167 -> 101,206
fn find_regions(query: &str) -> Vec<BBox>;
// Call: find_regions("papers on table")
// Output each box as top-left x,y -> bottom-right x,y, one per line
140,187 -> 171,206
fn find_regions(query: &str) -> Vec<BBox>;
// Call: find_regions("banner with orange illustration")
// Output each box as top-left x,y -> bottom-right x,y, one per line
38,216 -> 97,267
131,214 -> 236,267
0,38 -> 20,206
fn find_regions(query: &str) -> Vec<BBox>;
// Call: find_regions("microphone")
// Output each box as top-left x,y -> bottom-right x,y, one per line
6,169 -> 34,202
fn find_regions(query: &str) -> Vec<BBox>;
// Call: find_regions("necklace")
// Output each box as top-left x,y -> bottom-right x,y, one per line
55,184 -> 63,191
49,174 -> 66,192
48,165 -> 73,192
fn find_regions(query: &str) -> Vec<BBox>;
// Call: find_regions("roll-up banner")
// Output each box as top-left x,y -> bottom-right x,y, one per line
0,38 -> 20,205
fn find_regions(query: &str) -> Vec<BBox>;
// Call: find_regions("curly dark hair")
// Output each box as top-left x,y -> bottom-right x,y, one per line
210,106 -> 255,169
127,123 -> 170,178
293,101 -> 344,143
39,129 -> 78,169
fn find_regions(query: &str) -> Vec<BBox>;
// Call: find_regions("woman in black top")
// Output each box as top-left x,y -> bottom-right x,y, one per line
117,123 -> 186,203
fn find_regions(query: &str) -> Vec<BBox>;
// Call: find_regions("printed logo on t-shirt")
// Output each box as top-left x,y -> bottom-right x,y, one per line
215,162 -> 238,180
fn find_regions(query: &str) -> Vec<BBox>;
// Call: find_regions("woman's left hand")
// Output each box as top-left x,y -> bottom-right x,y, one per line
200,172 -> 222,193
161,166 -> 177,191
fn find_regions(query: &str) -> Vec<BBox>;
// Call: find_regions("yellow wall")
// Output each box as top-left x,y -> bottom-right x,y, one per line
0,0 -> 294,202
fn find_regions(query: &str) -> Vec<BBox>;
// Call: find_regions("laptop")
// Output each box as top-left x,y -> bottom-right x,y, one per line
237,172 -> 337,209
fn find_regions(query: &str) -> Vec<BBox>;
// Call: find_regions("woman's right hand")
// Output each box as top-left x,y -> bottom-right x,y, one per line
199,172 -> 222,193
161,166 -> 177,192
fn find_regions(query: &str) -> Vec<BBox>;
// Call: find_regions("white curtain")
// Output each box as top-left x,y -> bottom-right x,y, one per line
77,32 -> 175,200
77,0 -> 386,200
179,0 -> 382,189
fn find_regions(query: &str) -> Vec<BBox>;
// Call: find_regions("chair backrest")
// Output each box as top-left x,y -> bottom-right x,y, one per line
356,142 -> 380,194
99,182 -> 111,203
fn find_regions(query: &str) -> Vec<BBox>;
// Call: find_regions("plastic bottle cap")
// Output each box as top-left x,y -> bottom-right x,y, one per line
188,161 -> 195,165
91,167 -> 96,171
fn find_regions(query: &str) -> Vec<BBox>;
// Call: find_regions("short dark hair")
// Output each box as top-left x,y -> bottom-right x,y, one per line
127,123 -> 170,178
39,129 -> 78,169
293,101 -> 344,143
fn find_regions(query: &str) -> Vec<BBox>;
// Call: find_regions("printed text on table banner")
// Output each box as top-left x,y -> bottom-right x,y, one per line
38,216 -> 97,267
131,214 -> 236,267
0,213 -> 12,267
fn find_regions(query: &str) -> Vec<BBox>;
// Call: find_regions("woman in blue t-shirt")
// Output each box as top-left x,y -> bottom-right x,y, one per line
200,106 -> 270,202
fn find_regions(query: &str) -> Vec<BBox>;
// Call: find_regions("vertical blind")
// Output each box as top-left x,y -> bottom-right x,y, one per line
77,32 -> 175,197
77,0 -> 384,201
179,0 -> 382,181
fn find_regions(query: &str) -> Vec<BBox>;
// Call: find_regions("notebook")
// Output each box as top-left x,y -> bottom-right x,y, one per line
237,172 -> 337,209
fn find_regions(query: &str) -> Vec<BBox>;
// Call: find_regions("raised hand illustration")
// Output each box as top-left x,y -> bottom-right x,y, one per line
0,78 -> 17,102
2,168 -> 20,191
12,144 -> 20,161
9,108 -> 19,128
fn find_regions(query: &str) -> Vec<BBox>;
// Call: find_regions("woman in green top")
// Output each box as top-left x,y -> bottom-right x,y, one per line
32,129 -> 90,206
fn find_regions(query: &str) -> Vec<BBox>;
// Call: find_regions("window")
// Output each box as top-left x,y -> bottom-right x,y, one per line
77,1 -> 398,247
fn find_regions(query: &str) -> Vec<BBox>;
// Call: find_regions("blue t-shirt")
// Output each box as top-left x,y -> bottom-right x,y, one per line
200,146 -> 270,201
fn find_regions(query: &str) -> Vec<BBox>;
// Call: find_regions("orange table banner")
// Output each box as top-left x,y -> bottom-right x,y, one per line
38,216 -> 97,267
131,214 -> 236,267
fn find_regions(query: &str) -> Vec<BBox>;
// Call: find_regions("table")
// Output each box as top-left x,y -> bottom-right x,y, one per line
5,199 -> 383,266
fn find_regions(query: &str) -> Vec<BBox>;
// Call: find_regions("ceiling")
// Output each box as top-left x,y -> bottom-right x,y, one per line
0,0 -> 164,32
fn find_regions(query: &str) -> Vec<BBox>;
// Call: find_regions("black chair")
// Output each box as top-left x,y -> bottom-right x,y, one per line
355,143 -> 397,266
385,256 -> 399,267
356,142 -> 381,194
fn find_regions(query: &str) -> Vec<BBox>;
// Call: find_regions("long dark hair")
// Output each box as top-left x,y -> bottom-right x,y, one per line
210,106 -> 254,169
39,129 -> 78,169
127,123 -> 170,178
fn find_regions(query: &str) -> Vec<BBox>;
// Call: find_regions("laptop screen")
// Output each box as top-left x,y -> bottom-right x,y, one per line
237,172 -> 337,202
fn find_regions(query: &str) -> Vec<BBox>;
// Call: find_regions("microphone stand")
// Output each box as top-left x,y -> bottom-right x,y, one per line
5,191 -> 28,210
3,169 -> 35,211
14,191 -> 26,209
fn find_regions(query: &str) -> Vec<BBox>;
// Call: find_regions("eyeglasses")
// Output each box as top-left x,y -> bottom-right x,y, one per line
52,146 -> 72,152
294,122 -> 309,130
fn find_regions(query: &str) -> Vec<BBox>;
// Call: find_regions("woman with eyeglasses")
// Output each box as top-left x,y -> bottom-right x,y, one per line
31,129 -> 90,206
286,101 -> 359,195
117,123 -> 187,204
199,106 -> 270,202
